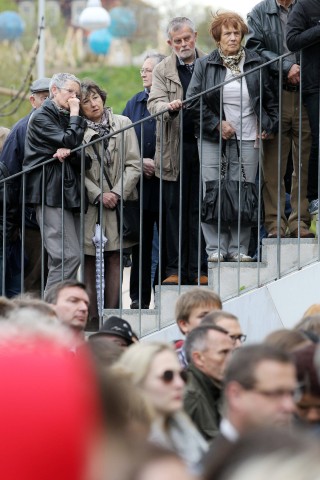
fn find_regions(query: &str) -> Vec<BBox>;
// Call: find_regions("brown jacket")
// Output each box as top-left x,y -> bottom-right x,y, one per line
147,49 -> 205,181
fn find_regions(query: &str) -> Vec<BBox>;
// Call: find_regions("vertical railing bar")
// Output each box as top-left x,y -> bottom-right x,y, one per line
178,106 -> 183,295
257,66 -> 263,287
41,165 -> 45,297
79,145 -> 86,283
98,139 -> 104,327
2,181 -> 6,296
20,173 -> 26,294
119,131 -> 125,313
217,86 -> 223,295
61,161 -> 65,281
198,95 -> 204,285
157,114 -> 164,331
138,122 -> 145,337
277,57 -> 283,279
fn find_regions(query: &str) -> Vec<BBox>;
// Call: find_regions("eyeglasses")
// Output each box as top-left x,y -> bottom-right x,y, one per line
229,334 -> 247,343
158,369 -> 188,384
140,68 -> 153,74
59,87 -> 80,99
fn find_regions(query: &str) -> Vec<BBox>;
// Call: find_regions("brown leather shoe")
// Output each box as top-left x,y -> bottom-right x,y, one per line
194,275 -> 208,286
267,227 -> 286,238
290,227 -> 315,239
162,274 -> 179,285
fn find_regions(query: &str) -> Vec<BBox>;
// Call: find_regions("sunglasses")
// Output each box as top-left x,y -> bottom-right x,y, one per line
159,369 -> 188,384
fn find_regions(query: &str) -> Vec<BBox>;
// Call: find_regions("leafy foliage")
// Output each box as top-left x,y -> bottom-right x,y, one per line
0,65 -> 144,128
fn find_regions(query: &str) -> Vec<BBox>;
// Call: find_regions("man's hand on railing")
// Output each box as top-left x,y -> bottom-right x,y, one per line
258,131 -> 275,140
143,158 -> 155,179
53,148 -> 71,162
167,99 -> 183,111
217,120 -> 236,140
287,64 -> 300,85
101,192 -> 119,209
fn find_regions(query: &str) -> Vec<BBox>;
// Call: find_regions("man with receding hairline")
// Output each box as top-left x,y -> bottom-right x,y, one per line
183,324 -> 233,441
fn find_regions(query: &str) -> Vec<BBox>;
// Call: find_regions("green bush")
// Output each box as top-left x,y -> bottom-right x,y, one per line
78,65 -> 143,114
0,65 -> 144,129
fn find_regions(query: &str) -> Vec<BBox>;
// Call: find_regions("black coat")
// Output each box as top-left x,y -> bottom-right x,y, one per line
186,48 -> 278,142
246,0 -> 299,90
286,0 -> 320,94
23,98 -> 87,209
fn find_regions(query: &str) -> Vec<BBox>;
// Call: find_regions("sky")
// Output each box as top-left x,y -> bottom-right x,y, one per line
145,0 -> 259,21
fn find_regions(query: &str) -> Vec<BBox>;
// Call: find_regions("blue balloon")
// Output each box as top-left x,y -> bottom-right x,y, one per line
109,7 -> 137,38
0,11 -> 25,41
88,28 -> 112,55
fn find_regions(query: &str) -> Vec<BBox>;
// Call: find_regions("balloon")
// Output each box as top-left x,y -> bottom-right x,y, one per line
109,7 -> 137,38
88,28 -> 112,55
0,11 -> 25,41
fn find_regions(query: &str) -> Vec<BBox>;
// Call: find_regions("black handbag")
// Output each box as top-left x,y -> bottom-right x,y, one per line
93,144 -> 140,242
201,135 -> 259,226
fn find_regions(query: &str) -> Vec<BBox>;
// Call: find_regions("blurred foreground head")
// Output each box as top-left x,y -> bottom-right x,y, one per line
0,338 -> 104,480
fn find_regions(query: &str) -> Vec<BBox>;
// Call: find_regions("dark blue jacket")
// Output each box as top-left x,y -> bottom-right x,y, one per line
123,91 -> 159,212
0,111 -> 38,230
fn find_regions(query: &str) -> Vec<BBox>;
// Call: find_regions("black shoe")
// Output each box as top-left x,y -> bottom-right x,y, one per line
130,301 -> 149,309
123,254 -> 132,268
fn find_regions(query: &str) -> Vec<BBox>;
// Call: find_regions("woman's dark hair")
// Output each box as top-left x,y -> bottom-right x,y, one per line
80,80 -> 107,105
209,12 -> 248,43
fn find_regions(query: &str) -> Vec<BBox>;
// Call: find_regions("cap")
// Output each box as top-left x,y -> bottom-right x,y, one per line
30,77 -> 51,93
91,316 -> 134,345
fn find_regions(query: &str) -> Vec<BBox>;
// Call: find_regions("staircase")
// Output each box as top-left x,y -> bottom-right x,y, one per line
103,238 -> 320,343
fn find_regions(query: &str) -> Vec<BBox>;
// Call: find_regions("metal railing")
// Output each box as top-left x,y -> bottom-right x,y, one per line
0,49 -> 319,336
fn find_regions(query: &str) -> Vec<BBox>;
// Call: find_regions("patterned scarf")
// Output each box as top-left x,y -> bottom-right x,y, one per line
86,108 -> 112,166
219,46 -> 245,76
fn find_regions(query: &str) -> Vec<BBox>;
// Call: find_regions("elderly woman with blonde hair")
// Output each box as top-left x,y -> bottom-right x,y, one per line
113,341 -> 208,475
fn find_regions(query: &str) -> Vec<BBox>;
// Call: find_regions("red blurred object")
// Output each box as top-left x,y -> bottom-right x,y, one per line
0,340 -> 103,480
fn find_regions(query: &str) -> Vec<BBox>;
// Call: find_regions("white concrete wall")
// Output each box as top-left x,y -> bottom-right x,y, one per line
143,262 -> 320,344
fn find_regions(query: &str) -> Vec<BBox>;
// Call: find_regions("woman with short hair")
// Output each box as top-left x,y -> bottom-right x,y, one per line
187,12 -> 278,262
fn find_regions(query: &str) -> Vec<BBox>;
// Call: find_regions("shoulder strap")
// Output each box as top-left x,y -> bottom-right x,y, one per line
234,133 -> 247,183
92,143 -> 113,190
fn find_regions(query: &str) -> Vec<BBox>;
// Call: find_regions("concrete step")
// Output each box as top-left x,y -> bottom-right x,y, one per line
208,238 -> 320,300
99,239 -> 320,339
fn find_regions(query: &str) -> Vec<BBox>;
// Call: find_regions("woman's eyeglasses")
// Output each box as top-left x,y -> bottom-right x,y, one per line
59,87 -> 80,99
158,369 -> 188,384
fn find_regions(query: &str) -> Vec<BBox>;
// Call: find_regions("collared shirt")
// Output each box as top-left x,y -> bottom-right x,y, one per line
275,0 -> 296,61
177,52 -> 197,74
220,418 -> 239,442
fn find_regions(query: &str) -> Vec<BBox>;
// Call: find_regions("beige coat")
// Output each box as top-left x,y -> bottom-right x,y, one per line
147,49 -> 205,181
84,110 -> 141,255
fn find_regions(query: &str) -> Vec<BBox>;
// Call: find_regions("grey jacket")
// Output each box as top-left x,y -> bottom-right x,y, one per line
246,0 -> 298,90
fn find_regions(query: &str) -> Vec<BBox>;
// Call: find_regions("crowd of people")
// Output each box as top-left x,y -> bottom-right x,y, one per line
1,6 -> 320,476
1,281 -> 320,479
0,5 -> 319,319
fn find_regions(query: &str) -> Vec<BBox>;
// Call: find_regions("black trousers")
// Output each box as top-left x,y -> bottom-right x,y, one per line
129,210 -> 159,306
303,92 -> 320,201
163,142 -> 205,283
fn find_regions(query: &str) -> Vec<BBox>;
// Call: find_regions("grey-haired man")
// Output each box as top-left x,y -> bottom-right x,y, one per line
23,73 -> 87,291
